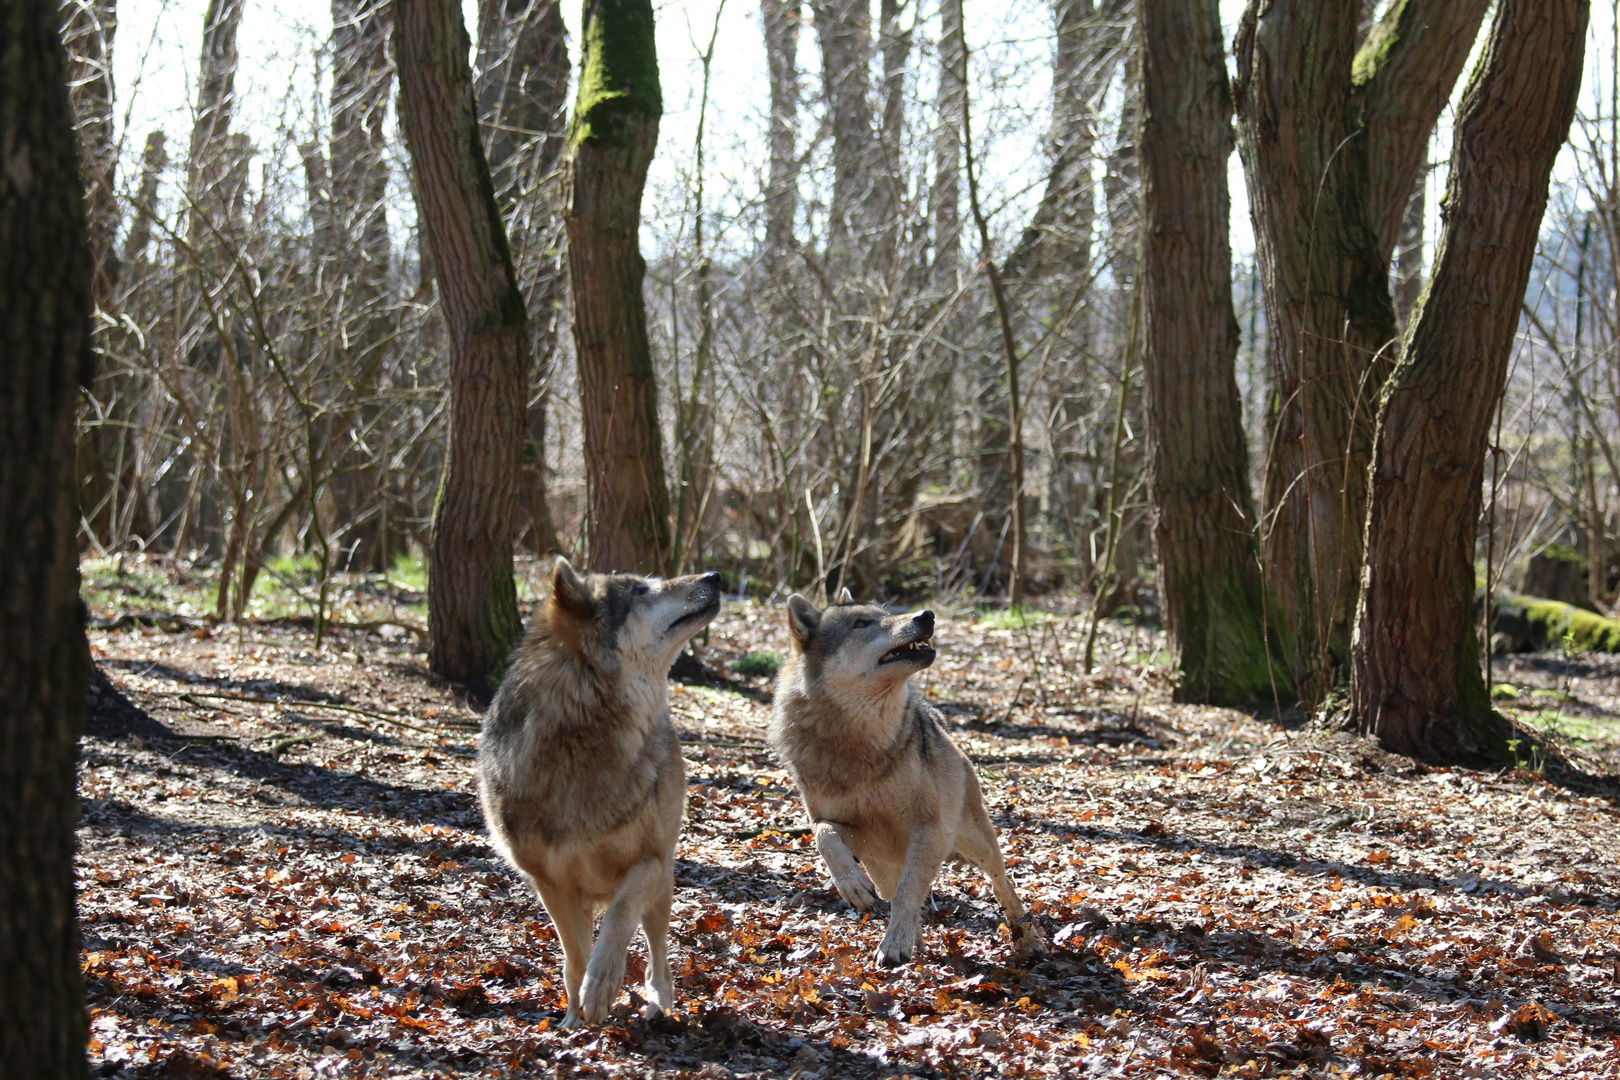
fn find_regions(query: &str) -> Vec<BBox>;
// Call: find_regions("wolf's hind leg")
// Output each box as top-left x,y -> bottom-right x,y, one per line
639,862 -> 675,1018
580,858 -> 665,1024
536,883 -> 596,1029
954,802 -> 1045,959
814,821 -> 880,912
877,824 -> 952,967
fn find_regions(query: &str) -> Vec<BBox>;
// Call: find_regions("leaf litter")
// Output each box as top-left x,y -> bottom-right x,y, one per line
78,568 -> 1620,1078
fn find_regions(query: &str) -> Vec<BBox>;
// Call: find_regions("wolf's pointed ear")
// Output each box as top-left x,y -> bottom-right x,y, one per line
550,557 -> 594,619
785,593 -> 820,650
834,586 -> 854,605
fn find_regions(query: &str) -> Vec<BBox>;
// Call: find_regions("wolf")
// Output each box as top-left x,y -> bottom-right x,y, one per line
768,590 -> 1045,968
478,558 -> 721,1027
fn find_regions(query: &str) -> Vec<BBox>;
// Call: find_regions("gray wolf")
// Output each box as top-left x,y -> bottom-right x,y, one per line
478,558 -> 721,1027
768,590 -> 1045,967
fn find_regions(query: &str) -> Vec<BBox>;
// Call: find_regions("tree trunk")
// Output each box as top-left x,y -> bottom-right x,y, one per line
1351,0 -> 1587,764
122,130 -> 166,267
475,0 -> 568,558
810,0 -> 875,268
1140,0 -> 1289,706
931,0 -> 963,291
328,0 -> 398,571
186,0 -> 245,253
566,0 -> 672,574
61,0 -> 119,309
396,0 -> 527,685
1232,0 -> 1491,706
762,0 -> 800,274
0,2 -> 94,1073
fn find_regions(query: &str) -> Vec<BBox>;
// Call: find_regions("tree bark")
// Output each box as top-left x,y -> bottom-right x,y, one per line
475,0 -> 568,557
810,0 -> 875,268
186,0 -> 245,253
1140,0 -> 1289,706
329,0 -> 398,571
565,0 -> 671,574
61,0 -> 119,310
0,2 -> 94,1073
762,0 -> 800,274
930,0 -> 963,290
1351,0 -> 1587,764
1232,0 -> 1490,706
396,0 -> 527,685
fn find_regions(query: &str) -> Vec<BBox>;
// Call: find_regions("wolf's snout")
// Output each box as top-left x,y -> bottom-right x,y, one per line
700,571 -> 723,591
914,610 -> 935,635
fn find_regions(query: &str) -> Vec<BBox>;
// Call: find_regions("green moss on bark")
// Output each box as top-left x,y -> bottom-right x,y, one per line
1172,567 -> 1296,707
569,0 -> 661,150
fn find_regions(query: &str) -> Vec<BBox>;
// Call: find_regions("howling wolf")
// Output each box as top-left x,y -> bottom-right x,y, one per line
768,590 -> 1045,967
478,559 -> 721,1027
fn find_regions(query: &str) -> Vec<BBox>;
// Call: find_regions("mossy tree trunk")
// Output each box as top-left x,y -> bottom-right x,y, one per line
565,0 -> 673,574
1232,0 -> 1491,707
1351,0 -> 1587,764
0,2 -> 94,1073
396,0 -> 527,685
1140,0 -> 1289,706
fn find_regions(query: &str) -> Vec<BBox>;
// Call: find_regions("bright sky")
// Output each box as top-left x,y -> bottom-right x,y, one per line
105,1 -> 1615,267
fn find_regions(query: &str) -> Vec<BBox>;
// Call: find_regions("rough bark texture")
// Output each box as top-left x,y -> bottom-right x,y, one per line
810,0 -> 875,266
931,0 -> 964,290
1140,0 -> 1288,706
329,0 -> 399,571
761,0 -> 800,273
186,0 -> 245,252
61,0 -> 119,309
1351,0 -> 1587,764
1006,0 -> 1124,281
475,0 -> 568,557
0,2 -> 93,1074
396,0 -> 527,685
1232,0 -> 1490,706
565,0 -> 672,574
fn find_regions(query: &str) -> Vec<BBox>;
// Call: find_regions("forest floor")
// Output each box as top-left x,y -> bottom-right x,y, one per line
76,556 -> 1620,1079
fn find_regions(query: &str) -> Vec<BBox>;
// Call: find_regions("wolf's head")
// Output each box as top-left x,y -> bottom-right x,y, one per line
539,558 -> 723,679
782,589 -> 936,702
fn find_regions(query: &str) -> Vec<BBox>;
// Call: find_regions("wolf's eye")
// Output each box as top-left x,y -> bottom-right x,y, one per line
853,618 -> 873,629
634,584 -> 650,596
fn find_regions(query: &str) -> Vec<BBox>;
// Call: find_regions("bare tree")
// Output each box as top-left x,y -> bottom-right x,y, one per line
565,0 -> 673,573
396,0 -> 528,685
1352,0 -> 1587,763
1140,0 -> 1286,704
1232,0 -> 1493,706
0,1 -> 94,1071
476,0 -> 569,556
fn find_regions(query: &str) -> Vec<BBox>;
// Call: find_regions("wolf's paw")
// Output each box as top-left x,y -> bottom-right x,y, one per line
875,922 -> 917,968
835,873 -> 882,913
578,974 -> 619,1025
556,1006 -> 585,1030
643,975 -> 674,1018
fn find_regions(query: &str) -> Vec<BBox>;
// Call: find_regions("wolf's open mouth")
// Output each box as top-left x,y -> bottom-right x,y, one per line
667,595 -> 720,633
879,634 -> 935,664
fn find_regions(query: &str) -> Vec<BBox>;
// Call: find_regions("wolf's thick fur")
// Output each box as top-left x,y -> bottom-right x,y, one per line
478,559 -> 721,1027
769,591 -> 1044,967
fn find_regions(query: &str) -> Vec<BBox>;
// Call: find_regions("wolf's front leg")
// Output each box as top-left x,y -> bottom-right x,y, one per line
876,824 -> 952,967
813,821 -> 881,912
580,858 -> 666,1024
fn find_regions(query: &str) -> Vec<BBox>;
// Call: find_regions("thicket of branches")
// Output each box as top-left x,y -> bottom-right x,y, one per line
61,0 -> 1619,713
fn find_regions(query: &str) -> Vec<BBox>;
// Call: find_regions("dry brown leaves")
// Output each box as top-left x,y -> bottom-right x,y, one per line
77,583 -> 1620,1078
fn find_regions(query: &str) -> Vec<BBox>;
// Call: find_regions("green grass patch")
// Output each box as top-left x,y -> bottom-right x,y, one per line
729,652 -> 781,678
976,605 -> 1060,631
389,553 -> 426,591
